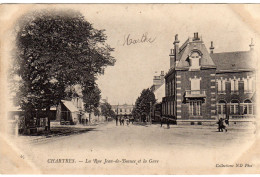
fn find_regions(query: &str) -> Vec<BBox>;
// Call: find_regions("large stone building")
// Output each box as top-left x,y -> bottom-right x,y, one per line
162,32 -> 256,122
111,104 -> 134,120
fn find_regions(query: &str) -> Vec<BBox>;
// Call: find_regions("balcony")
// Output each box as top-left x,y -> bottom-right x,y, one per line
185,90 -> 206,98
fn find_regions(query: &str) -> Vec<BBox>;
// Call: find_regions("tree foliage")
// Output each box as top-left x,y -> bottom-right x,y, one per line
132,88 -> 156,121
82,85 -> 101,113
11,10 -> 115,123
100,102 -> 116,120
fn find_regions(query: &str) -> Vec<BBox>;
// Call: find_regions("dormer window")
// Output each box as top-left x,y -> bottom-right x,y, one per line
189,51 -> 201,70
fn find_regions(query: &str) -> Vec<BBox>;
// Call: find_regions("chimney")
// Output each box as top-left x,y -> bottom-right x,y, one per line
249,38 -> 254,50
193,32 -> 200,41
210,41 -> 214,54
160,71 -> 165,83
170,34 -> 180,68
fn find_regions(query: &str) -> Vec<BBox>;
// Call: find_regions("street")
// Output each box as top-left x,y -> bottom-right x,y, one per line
11,121 -> 257,174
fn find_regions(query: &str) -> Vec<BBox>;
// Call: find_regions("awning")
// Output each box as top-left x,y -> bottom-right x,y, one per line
61,100 -> 79,112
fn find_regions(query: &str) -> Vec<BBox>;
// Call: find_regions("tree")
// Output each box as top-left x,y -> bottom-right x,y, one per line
82,85 -> 101,124
11,10 -> 115,130
100,102 -> 115,121
132,88 -> 156,122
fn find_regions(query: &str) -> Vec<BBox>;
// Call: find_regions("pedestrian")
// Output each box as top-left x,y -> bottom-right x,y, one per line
217,118 -> 222,132
167,118 -> 170,129
122,118 -> 124,126
119,117 -> 122,126
160,118 -> 163,127
217,118 -> 227,132
225,118 -> 229,126
116,117 -> 118,126
223,119 -> 228,132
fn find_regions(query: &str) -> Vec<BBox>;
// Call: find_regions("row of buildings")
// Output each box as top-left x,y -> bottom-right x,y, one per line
151,32 -> 256,122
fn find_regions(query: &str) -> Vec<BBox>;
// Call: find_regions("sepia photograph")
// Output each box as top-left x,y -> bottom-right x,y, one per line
0,3 -> 259,174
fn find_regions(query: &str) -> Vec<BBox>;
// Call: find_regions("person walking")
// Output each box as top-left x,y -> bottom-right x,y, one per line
167,118 -> 170,129
217,118 -> 227,132
160,118 -> 163,127
122,118 -> 125,126
116,117 -> 118,126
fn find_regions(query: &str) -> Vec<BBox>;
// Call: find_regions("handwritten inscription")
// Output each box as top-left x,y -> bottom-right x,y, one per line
123,32 -> 156,46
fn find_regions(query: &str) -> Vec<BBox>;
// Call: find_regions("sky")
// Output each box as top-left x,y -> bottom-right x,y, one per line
1,4 -> 260,106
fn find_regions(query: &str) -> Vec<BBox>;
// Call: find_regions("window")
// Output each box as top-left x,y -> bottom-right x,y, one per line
243,99 -> 253,115
169,81 -> 172,96
171,101 -> 174,115
231,78 -> 239,93
217,78 -> 226,93
230,100 -> 239,115
217,100 -> 226,114
244,76 -> 255,93
162,104 -> 164,115
169,102 -> 171,115
190,77 -> 201,91
169,102 -> 172,115
189,51 -> 201,70
189,101 -> 202,116
171,80 -> 173,96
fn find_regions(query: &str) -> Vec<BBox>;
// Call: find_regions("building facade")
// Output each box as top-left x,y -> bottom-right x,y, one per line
162,33 -> 256,122
112,104 -> 134,120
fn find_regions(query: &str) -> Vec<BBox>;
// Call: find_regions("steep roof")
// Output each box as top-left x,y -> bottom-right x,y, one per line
154,83 -> 165,103
210,51 -> 255,72
176,39 -> 216,69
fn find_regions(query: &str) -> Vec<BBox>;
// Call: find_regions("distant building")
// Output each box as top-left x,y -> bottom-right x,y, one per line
56,96 -> 107,125
111,104 -> 134,119
150,71 -> 165,92
56,97 -> 83,125
162,32 -> 256,122
150,71 -> 165,122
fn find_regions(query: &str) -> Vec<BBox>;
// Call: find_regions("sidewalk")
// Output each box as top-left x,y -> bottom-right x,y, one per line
13,121 -> 108,144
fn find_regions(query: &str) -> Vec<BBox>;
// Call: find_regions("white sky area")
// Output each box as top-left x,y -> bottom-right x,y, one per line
1,4 -> 259,105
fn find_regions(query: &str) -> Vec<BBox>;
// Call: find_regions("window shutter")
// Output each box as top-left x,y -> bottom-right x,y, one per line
231,80 -> 234,91
244,78 -> 248,92
217,80 -> 221,91
249,77 -> 253,92
223,80 -> 226,91
235,80 -> 238,91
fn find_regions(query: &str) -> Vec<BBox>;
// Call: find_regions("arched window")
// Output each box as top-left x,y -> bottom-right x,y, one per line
217,100 -> 227,115
189,51 -> 201,70
230,100 -> 239,115
243,99 -> 253,115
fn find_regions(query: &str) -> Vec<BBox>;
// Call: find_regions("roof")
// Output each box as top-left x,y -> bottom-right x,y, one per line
176,39 -> 216,69
154,83 -> 165,103
210,51 -> 256,72
61,100 -> 79,112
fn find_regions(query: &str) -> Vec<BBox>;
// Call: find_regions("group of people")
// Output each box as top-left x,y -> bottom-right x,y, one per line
160,118 -> 170,129
217,118 -> 229,132
115,117 -> 132,126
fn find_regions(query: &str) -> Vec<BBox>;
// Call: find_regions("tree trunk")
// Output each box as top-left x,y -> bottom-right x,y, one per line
46,106 -> 51,131
89,113 -> 91,125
